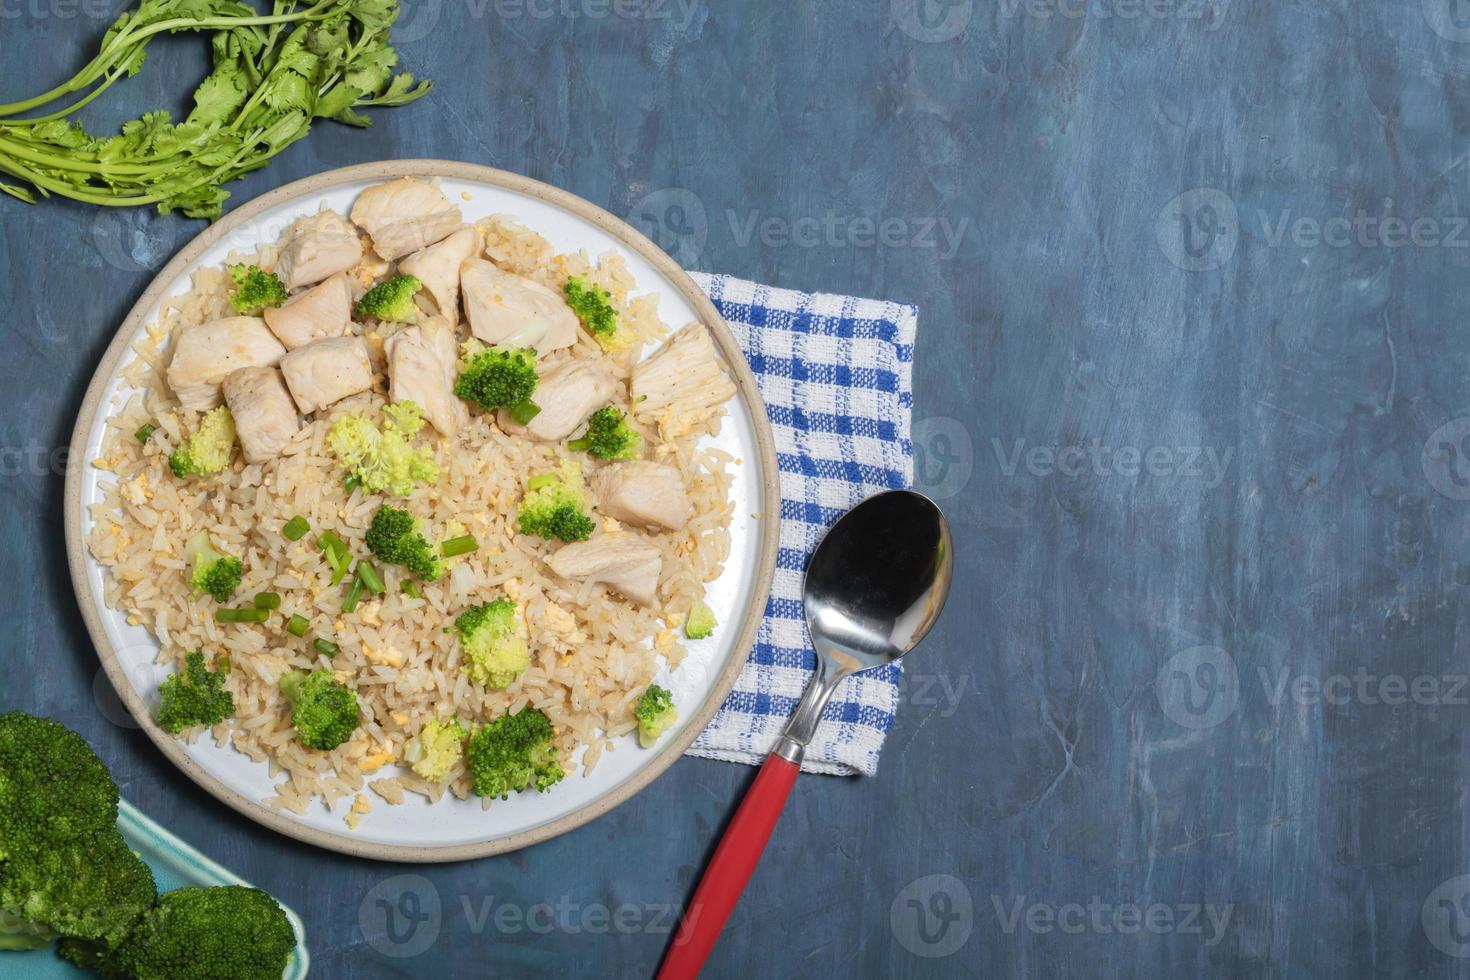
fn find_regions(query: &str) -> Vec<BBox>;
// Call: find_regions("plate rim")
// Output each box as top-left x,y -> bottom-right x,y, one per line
63,159 -> 781,863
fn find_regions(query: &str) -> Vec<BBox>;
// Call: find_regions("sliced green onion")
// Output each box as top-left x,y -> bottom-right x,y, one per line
253,592 -> 281,610
286,613 -> 310,638
134,422 -> 156,443
356,562 -> 385,595
343,474 -> 362,494
282,516 -> 310,541
401,580 -> 422,599
509,399 -> 542,426
342,575 -> 364,613
441,534 -> 478,558
316,530 -> 346,554
216,655 -> 230,673
314,638 -> 339,658
215,607 -> 270,624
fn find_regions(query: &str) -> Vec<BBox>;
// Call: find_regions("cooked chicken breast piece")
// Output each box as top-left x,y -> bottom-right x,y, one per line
545,535 -> 663,607
262,272 -> 353,349
631,323 -> 736,418
397,228 -> 477,323
460,258 -> 578,355
386,317 -> 466,436
349,178 -> 462,261
276,211 -> 364,290
279,337 -> 374,416
592,461 -> 693,531
497,359 -> 616,442
221,367 -> 300,463
167,316 -> 287,411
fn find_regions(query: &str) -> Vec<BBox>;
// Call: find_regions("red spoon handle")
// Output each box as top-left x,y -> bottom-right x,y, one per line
658,753 -> 801,978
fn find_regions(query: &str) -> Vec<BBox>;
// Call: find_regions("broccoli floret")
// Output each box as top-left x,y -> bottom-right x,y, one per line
183,531 -> 242,603
1,830 -> 156,950
455,599 -> 529,689
453,346 -> 540,420
517,459 -> 595,542
364,504 -> 443,581
227,264 -> 287,315
567,406 -> 642,460
564,275 -> 627,351
353,274 -> 423,323
327,401 -> 438,497
634,685 -> 678,748
403,718 -> 467,782
684,601 -> 717,640
279,670 -> 358,751
73,885 -> 294,980
465,708 -> 565,800
155,652 -> 234,734
168,406 -> 235,479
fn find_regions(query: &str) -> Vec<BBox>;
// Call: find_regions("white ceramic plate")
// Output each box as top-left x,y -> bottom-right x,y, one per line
64,161 -> 779,861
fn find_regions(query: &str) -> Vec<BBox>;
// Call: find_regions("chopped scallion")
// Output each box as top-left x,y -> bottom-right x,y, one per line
253,592 -> 281,610
441,534 -> 478,558
342,575 -> 364,613
401,580 -> 422,599
134,423 -> 156,443
314,638 -> 339,658
344,474 -> 362,495
215,607 -> 270,624
356,562 -> 385,595
286,614 -> 309,638
282,516 -> 310,541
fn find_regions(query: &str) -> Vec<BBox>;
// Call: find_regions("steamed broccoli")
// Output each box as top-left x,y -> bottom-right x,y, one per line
684,601 -> 717,640
516,459 -> 595,542
61,885 -> 294,980
455,599 -> 529,689
327,401 -> 438,497
168,406 -> 235,478
226,264 -> 287,315
453,346 -> 540,421
465,708 -> 565,799
155,652 -> 234,734
403,718 -> 467,782
353,274 -> 423,322
364,504 -> 443,581
184,531 -> 242,603
279,670 -> 358,751
564,275 -> 627,351
567,406 -> 641,460
634,685 -> 677,748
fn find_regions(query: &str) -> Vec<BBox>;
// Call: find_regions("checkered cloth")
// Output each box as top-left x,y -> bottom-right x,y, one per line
683,273 -> 918,777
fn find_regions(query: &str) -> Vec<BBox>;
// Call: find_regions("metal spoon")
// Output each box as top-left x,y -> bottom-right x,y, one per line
659,490 -> 954,977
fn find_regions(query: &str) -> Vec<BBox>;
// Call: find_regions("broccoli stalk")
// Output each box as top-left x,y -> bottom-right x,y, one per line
516,459 -> 595,542
353,274 -> 423,322
465,708 -> 565,799
327,401 -> 438,497
168,406 -> 236,478
364,504 -> 443,581
564,275 -> 627,351
453,346 -> 540,422
403,718 -> 467,782
634,685 -> 678,748
184,531 -> 242,603
155,652 -> 235,734
455,599 -> 530,689
279,670 -> 358,751
684,600 -> 717,640
226,264 -> 287,315
567,406 -> 642,460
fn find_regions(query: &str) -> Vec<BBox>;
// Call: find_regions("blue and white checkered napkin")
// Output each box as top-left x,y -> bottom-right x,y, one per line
682,273 -> 918,777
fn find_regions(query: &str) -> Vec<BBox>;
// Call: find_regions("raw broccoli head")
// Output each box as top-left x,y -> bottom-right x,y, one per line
517,460 -> 594,542
353,274 -> 423,323
365,504 -> 443,580
155,652 -> 235,734
453,346 -> 539,416
684,600 -> 717,640
327,401 -> 438,497
279,670 -> 358,751
455,599 -> 529,689
567,406 -> 641,460
563,275 -> 626,351
403,718 -> 467,782
227,264 -> 287,315
168,406 -> 236,478
0,712 -> 118,847
634,685 -> 678,748
2,828 -> 156,949
465,708 -> 565,800
184,531 -> 242,603
74,885 -> 295,980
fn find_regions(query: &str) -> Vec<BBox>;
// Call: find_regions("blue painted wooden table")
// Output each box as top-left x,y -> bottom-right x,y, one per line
7,1 -> 1470,976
